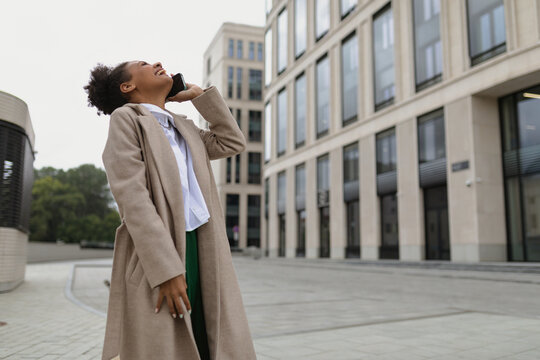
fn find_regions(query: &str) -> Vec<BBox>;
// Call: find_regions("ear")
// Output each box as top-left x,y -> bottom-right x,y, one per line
120,81 -> 136,95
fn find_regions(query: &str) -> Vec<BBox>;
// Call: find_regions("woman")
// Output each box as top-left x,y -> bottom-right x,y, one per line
84,60 -> 257,360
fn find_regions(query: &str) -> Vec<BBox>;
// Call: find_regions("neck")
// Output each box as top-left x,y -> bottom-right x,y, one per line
132,92 -> 167,110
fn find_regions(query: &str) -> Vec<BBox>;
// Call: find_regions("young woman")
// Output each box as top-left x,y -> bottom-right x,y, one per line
84,60 -> 257,360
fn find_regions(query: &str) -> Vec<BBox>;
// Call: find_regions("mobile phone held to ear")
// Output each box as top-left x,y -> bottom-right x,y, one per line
167,73 -> 187,98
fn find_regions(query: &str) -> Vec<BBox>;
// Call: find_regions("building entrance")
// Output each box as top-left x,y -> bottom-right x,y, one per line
424,186 -> 450,260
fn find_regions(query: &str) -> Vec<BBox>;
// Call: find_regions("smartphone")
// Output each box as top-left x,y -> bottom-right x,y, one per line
167,73 -> 187,98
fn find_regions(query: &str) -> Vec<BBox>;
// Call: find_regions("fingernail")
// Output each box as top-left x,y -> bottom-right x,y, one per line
172,313 -> 176,318
155,308 -> 158,313
180,314 -> 184,318
189,309 -> 191,315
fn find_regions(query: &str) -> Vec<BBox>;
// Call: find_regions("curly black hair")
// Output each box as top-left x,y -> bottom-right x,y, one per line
83,61 -> 132,116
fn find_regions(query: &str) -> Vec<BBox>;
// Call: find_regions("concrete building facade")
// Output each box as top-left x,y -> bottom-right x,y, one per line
0,91 -> 35,291
262,0 -> 540,262
200,22 -> 265,250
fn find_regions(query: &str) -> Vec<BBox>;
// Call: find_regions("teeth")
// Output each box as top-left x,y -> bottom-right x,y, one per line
157,69 -> 166,75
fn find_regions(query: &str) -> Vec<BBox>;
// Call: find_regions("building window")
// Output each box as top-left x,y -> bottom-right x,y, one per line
343,142 -> 359,183
277,87 -> 287,156
277,170 -> 287,257
249,41 -> 255,60
257,42 -> 263,61
316,54 -> 330,138
315,0 -> 330,41
294,72 -> 306,147
343,141 -> 360,259
225,194 -> 240,247
249,69 -> 262,100
341,0 -> 357,19
247,195 -> 261,247
228,39 -> 234,58
278,7 -> 288,74
237,39 -> 243,59
248,152 -> 262,184
373,4 -> 395,111
265,0 -> 273,15
264,177 -> 269,219
295,163 -> 306,257
236,67 -> 243,99
418,109 -> 445,163
341,31 -> 358,125
236,109 -> 242,129
467,0 -> 506,65
264,101 -> 272,162
227,66 -> 233,98
376,127 -> 396,174
206,57 -> 211,75
235,154 -> 241,183
317,154 -> 330,258
248,110 -> 262,142
413,0 -> 442,91
295,0 -> 307,58
265,28 -> 272,86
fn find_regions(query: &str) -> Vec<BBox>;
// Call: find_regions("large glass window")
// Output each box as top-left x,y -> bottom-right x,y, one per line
316,54 -> 330,137
226,157 -> 232,183
236,109 -> 242,130
237,40 -> 243,59
258,42 -> 263,61
227,66 -> 233,98
295,73 -> 306,147
278,8 -> 288,74
228,39 -> 234,58
373,4 -> 395,111
277,87 -> 287,156
249,69 -> 262,100
249,110 -> 262,142
248,152 -> 261,184
413,0 -> 442,90
295,163 -> 306,257
247,195 -> 261,247
467,0 -> 506,65
264,101 -> 272,162
265,0 -> 273,15
236,67 -> 243,99
380,193 -> 399,259
295,0 -> 307,58
317,154 -> 330,258
376,128 -> 396,174
343,142 -> 359,183
225,194 -> 240,247
341,0 -> 357,18
277,171 -> 287,257
315,0 -> 330,41
249,41 -> 255,60
418,109 -> 445,163
265,28 -> 273,86
341,32 -> 358,125
235,154 -> 241,183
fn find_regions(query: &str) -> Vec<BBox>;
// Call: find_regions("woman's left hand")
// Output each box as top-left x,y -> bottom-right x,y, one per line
166,81 -> 204,103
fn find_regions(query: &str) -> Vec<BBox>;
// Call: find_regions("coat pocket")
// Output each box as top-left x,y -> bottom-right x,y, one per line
125,251 -> 145,287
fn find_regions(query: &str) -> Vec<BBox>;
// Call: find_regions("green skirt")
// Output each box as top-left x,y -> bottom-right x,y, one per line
185,228 -> 210,360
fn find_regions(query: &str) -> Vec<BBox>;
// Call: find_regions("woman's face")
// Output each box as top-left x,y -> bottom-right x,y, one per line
120,60 -> 173,98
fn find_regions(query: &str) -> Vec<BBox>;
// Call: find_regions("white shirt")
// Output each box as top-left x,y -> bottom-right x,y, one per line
140,103 -> 210,231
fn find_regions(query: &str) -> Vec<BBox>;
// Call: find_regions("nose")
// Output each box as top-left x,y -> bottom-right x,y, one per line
153,62 -> 162,69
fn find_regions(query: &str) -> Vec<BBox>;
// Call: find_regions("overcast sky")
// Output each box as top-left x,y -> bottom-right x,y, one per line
1,0 -> 265,171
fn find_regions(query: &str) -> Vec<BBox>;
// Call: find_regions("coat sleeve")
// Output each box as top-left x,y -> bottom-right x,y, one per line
190,85 -> 247,160
102,107 -> 186,290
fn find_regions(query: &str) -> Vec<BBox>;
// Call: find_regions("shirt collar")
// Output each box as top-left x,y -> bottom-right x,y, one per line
140,103 -> 176,129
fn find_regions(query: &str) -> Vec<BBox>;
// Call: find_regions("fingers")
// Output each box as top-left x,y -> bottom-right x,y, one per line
155,290 -> 164,313
173,296 -> 185,319
181,290 -> 192,313
166,294 -> 178,319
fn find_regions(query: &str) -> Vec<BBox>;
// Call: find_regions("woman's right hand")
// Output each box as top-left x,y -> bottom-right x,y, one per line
155,274 -> 191,319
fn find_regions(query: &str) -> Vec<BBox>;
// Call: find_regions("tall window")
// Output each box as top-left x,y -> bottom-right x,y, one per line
341,32 -> 358,125
228,39 -> 234,58
237,40 -> 243,59
295,163 -> 306,257
235,154 -> 241,183
236,67 -> 243,99
227,66 -> 233,98
341,0 -> 357,18
376,128 -> 396,174
247,195 -> 261,247
343,142 -> 359,184
467,0 -> 506,65
295,0 -> 307,58
265,0 -> 273,15
264,101 -> 272,162
317,154 -> 330,258
316,54 -> 330,137
295,73 -> 307,147
315,0 -> 330,41
225,194 -> 240,247
277,170 -> 287,257
418,109 -> 445,163
265,28 -> 273,86
249,69 -> 262,100
249,41 -> 255,60
226,157 -> 232,183
413,0 -> 442,90
248,110 -> 262,142
236,109 -> 242,129
248,152 -> 262,184
277,87 -> 287,156
373,4 -> 395,111
343,142 -> 360,258
257,42 -> 263,61
278,8 -> 288,74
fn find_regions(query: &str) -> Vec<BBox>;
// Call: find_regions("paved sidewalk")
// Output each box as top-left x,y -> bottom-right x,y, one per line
1,256 -> 540,359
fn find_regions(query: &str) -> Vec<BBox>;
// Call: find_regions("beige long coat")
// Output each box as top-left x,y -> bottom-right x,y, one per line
100,86 -> 257,360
